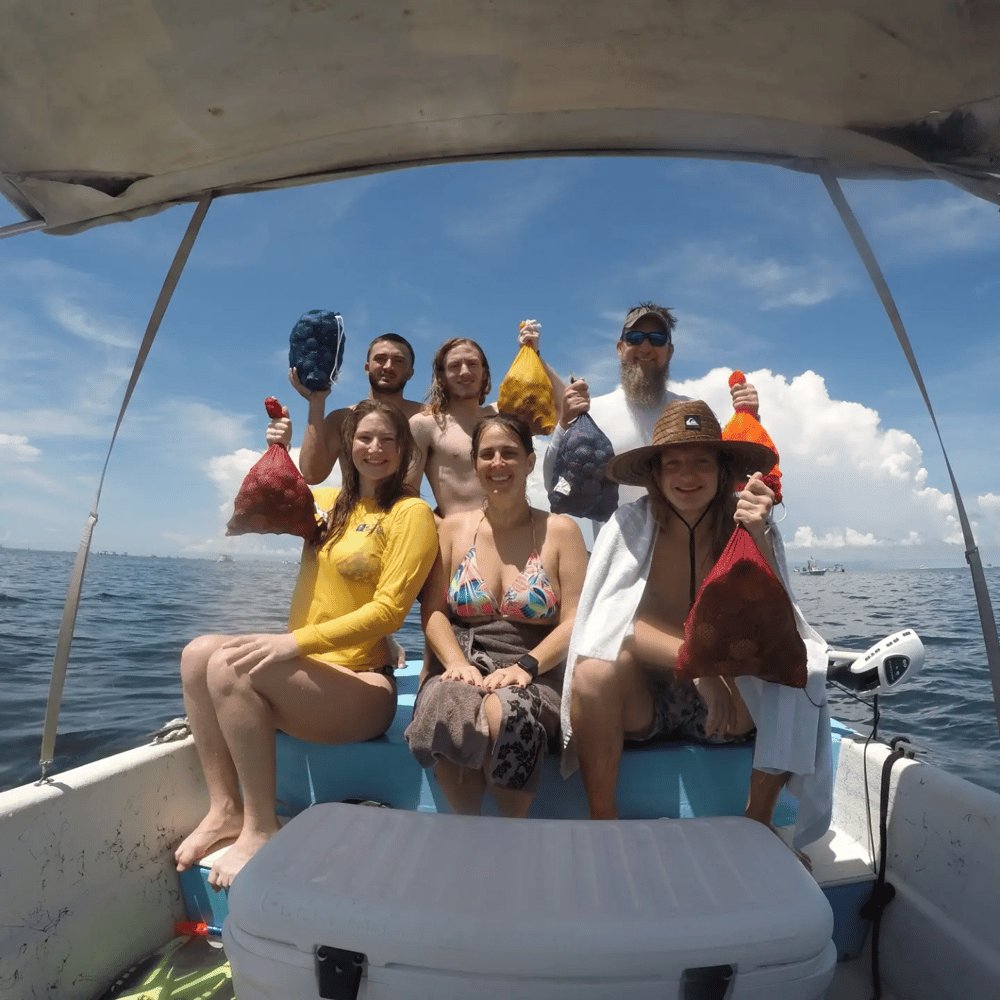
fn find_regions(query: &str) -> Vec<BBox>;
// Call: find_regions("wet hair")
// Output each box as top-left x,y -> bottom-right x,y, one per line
623,301 -> 677,339
425,338 -> 491,415
469,413 -> 535,463
315,399 -> 417,547
646,448 -> 740,562
367,333 -> 415,369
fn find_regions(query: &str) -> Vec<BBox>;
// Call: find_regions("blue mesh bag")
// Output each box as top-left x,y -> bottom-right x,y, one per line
289,310 -> 346,391
547,412 -> 619,521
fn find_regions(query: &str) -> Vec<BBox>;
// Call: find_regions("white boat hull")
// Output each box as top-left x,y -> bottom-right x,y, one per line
2,726 -> 998,999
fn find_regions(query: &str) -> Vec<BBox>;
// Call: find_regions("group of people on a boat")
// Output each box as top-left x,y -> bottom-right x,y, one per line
174,303 -> 831,890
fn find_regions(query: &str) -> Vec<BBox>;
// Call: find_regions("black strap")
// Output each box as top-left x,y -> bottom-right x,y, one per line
860,736 -> 915,999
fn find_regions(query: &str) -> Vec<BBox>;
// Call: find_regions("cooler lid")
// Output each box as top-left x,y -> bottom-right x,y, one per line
227,804 -> 832,979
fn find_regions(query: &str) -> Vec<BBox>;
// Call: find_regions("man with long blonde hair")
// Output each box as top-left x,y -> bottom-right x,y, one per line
408,323 -> 563,517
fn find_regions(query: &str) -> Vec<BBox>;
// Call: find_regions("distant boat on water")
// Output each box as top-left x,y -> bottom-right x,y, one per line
216,554 -> 233,563
798,557 -> 827,576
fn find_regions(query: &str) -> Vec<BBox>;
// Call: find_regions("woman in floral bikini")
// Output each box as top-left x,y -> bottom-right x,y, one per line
406,413 -> 588,817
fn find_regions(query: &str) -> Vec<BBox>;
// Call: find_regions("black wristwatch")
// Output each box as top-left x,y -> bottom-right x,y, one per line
516,654 -> 539,679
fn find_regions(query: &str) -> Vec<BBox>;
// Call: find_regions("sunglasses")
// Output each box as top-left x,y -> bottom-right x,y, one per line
621,329 -> 670,348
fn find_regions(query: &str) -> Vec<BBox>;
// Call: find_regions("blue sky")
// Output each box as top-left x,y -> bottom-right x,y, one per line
2,157 -> 998,567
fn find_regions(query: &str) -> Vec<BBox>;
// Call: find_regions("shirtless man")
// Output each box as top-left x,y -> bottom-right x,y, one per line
293,333 -> 422,484
408,321 -> 564,516
567,399 -> 816,841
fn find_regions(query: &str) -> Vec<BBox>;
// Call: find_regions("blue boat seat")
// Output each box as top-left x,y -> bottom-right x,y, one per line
275,660 -> 804,827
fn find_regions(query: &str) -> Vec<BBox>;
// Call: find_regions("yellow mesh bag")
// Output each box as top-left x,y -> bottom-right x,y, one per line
496,344 -> 556,435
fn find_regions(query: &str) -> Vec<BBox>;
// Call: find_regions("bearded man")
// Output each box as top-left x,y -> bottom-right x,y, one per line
541,302 -> 758,546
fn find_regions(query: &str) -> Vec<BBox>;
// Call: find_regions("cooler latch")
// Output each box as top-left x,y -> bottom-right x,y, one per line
682,963 -> 735,999
316,945 -> 365,1000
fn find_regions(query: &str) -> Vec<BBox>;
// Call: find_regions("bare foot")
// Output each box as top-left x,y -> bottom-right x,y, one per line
207,828 -> 276,890
175,806 -> 244,872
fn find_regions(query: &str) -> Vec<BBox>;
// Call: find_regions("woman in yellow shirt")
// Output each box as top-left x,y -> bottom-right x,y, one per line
174,399 -> 436,889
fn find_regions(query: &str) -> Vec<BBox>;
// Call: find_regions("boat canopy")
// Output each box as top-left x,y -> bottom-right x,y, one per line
2,0 -> 1000,235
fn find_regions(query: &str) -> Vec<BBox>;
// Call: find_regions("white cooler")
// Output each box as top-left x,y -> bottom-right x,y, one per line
224,803 -> 836,1000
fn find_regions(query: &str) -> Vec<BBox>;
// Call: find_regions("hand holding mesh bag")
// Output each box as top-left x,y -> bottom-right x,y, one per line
496,323 -> 557,435
288,310 -> 346,392
675,523 -> 807,687
546,411 -> 619,521
723,370 -> 783,503
226,398 -> 321,541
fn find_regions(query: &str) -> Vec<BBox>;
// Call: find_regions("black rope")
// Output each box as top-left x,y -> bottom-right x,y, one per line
860,735 -> 915,1000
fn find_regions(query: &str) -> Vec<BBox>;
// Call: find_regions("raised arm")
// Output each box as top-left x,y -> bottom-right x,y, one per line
518,319 -> 565,429
287,367 -> 345,484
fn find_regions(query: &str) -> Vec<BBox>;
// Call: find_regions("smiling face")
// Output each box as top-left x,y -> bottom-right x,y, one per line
443,343 -> 487,403
475,423 -> 535,501
351,411 -> 401,487
655,444 -> 720,517
366,339 -> 414,394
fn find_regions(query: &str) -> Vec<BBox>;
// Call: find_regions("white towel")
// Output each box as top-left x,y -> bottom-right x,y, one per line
560,496 -> 833,850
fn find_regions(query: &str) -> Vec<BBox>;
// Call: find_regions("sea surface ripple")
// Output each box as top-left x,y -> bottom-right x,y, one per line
2,548 -> 999,796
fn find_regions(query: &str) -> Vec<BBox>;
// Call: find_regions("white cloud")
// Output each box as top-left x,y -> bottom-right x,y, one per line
0,433 -> 41,461
674,367 -> 971,553
873,195 -> 1000,255
979,493 -> 1000,512
46,294 -> 138,349
642,243 -> 852,310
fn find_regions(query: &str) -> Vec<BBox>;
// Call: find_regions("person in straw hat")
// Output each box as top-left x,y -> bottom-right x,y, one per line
559,398 -> 833,853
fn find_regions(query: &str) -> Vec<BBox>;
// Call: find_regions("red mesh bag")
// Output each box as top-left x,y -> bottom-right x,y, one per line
675,524 -> 807,687
723,370 -> 783,503
226,398 -> 321,541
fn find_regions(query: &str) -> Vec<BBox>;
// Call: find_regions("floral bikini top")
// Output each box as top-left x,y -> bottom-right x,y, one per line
448,514 -> 559,621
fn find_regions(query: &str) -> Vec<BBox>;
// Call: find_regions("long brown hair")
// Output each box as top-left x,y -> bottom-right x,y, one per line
315,399 -> 417,547
647,449 -> 740,562
425,338 -> 491,415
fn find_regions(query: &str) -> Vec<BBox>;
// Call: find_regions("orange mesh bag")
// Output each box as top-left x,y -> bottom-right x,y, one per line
723,371 -> 783,503
675,524 -> 807,687
226,398 -> 321,541
496,332 -> 556,435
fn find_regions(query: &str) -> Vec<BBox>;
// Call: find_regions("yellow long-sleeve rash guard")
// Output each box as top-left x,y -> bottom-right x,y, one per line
288,489 -> 437,671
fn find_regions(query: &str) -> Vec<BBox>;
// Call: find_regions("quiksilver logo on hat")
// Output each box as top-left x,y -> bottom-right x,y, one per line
684,414 -> 702,430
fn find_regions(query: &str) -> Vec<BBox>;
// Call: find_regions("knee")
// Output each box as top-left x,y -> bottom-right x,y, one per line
180,635 -> 224,688
204,645 -> 242,702
571,658 -> 620,713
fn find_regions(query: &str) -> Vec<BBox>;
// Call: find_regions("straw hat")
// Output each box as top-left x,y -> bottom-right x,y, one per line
605,399 -> 777,487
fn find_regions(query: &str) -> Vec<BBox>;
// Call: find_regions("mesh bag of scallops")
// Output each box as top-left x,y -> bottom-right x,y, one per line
289,309 -> 346,391
675,380 -> 804,688
496,335 -> 557,435
546,411 -> 619,522
226,398 -> 322,541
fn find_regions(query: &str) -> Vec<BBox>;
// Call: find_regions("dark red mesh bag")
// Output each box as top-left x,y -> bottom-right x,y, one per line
675,524 -> 807,687
226,398 -> 321,541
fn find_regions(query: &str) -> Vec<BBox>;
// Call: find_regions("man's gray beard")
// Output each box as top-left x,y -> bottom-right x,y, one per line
620,358 -> 669,408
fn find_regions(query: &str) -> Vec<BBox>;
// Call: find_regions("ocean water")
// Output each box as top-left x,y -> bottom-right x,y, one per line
2,547 -> 999,796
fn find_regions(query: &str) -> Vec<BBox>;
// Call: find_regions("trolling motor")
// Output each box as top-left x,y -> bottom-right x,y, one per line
827,629 -> 924,693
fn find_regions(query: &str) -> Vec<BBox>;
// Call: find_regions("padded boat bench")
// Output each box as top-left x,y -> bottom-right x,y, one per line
270,659 -> 804,825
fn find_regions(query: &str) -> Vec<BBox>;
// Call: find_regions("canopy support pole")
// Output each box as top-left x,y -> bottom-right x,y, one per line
820,165 -> 1000,737
0,219 -> 46,239
38,194 -> 213,779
